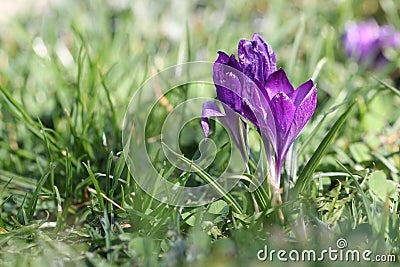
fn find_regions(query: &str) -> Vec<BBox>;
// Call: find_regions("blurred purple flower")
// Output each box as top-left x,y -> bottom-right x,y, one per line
202,34 -> 317,193
342,19 -> 400,69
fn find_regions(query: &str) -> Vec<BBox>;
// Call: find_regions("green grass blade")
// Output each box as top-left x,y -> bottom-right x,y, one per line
83,162 -> 105,211
288,16 -> 305,76
26,164 -> 55,222
99,72 -> 119,142
376,78 -> 400,97
105,151 -> 113,212
62,149 -> 73,225
291,100 -> 357,197
37,118 -> 55,191
0,86 -> 62,159
0,177 -> 13,200
161,141 -> 242,213
100,208 -> 112,261
54,186 -> 63,230
0,85 -> 34,125
336,161 -> 373,225
0,170 -> 52,193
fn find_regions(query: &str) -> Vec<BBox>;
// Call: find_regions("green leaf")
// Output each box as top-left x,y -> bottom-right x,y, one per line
349,142 -> 372,162
181,211 -> 197,226
369,171 -> 399,200
208,200 -> 228,215
291,100 -> 357,197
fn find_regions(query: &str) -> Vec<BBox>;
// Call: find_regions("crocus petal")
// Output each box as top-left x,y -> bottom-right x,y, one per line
276,83 -> 317,163
214,54 -> 268,129
264,68 -> 294,100
201,101 -> 248,159
238,39 -> 266,85
213,52 -> 243,113
270,92 -> 296,134
202,101 -> 225,118
286,84 -> 317,149
240,76 -> 270,129
269,92 -> 296,164
357,20 -> 381,58
238,33 -> 276,85
379,25 -> 400,48
341,19 -> 400,69
221,105 -> 248,160
201,101 -> 225,138
292,80 -> 315,107
216,51 -> 243,71
207,33 -> 318,196
347,20 -> 381,61
343,21 -> 374,59
251,33 -> 277,79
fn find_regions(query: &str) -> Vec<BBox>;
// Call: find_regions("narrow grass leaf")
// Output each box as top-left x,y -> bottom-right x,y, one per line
336,161 -> 373,225
63,149 -> 73,223
376,78 -> 400,97
87,188 -> 126,212
38,118 -> 55,190
161,141 -> 242,213
54,186 -> 63,230
83,162 -> 105,211
105,151 -> 114,204
292,100 -> 357,197
99,209 -> 112,261
26,164 -> 55,222
288,16 -> 305,76
99,72 -> 119,141
0,86 -> 59,150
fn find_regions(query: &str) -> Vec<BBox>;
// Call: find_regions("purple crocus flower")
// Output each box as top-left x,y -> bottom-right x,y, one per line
342,19 -> 400,69
202,33 -> 317,194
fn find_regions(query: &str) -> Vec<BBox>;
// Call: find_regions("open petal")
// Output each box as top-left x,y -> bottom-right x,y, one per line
240,76 -> 269,129
269,92 -> 296,164
201,101 -> 225,138
215,72 -> 243,112
221,105 -> 248,160
273,83 -> 317,168
264,68 -> 294,100
287,84 -> 317,145
215,51 -> 243,70
215,51 -> 230,65
201,101 -> 248,159
270,92 -> 296,134
213,52 -> 243,112
292,80 -> 315,107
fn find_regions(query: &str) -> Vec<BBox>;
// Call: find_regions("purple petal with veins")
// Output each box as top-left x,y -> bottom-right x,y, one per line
201,33 -> 317,194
